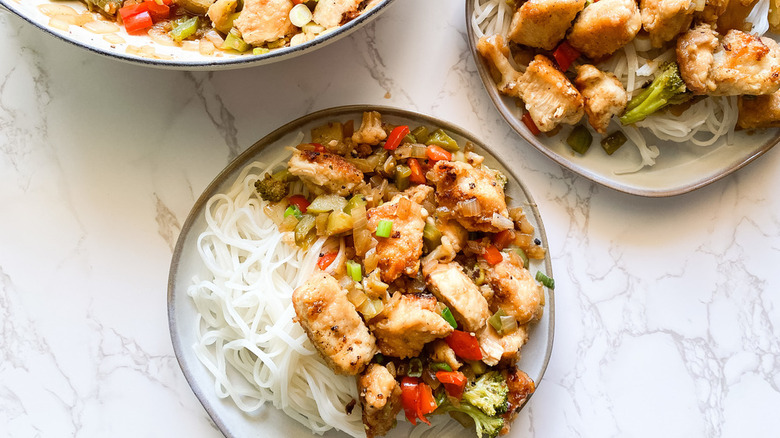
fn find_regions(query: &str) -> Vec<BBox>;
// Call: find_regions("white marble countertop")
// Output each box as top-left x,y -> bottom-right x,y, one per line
2,0 -> 780,436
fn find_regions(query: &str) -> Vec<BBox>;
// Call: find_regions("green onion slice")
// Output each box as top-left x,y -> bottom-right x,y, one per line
535,271 -> 555,289
408,358 -> 423,377
346,260 -> 363,282
375,220 -> 393,238
441,307 -> 457,329
284,205 -> 302,219
429,361 -> 453,372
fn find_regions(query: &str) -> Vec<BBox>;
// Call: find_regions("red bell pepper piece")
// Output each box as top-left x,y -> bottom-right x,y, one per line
119,2 -> 148,21
552,41 -> 580,72
287,195 -> 310,214
445,330 -> 483,361
416,382 -> 437,425
425,144 -> 452,162
384,125 -> 410,151
400,377 -> 420,425
521,112 -> 541,136
436,370 -> 468,399
408,158 -> 426,184
483,245 -> 503,265
144,0 -> 170,20
492,229 -> 515,250
317,251 -> 338,270
122,10 -> 153,32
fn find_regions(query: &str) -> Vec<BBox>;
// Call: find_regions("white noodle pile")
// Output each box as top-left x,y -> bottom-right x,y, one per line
471,0 -> 767,172
188,156 -> 365,437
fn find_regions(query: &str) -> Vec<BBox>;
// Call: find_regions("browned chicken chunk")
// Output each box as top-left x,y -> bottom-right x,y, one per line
477,324 -> 530,366
370,293 -> 454,358
288,149 -> 364,196
358,364 -> 402,438
574,64 -> 628,134
424,262 -> 490,332
737,92 -> 780,129
695,0 -> 728,25
677,24 -> 780,96
640,0 -> 695,47
567,0 -> 642,59
501,368 -> 536,435
313,0 -> 363,28
427,339 -> 462,371
481,251 -> 544,325
477,35 -> 524,98
234,0 -> 295,45
507,0 -> 586,50
426,160 -> 511,233
517,55 -> 585,132
366,194 -> 427,283
292,272 -> 376,375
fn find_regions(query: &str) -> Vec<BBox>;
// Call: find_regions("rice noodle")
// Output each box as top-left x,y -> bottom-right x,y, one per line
471,0 -> 751,173
188,154 -> 365,437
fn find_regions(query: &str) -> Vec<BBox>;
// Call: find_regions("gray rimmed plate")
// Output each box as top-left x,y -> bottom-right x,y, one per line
0,0 -> 394,70
465,1 -> 780,197
168,105 -> 555,437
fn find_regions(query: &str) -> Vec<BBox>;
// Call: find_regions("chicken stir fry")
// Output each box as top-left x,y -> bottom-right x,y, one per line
476,0 -> 780,157
76,0 -> 376,55
256,112 -> 552,438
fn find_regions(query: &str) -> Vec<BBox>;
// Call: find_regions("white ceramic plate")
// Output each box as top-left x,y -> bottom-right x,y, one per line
465,2 -> 780,197
168,105 -> 555,437
0,0 -> 394,70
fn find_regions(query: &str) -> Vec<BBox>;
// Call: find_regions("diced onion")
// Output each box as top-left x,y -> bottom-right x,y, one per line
456,198 -> 481,217
490,213 -> 514,230
38,4 -> 77,16
347,287 -> 368,308
83,20 -> 120,34
397,197 -> 411,219
289,3 -> 313,28
410,144 -> 428,158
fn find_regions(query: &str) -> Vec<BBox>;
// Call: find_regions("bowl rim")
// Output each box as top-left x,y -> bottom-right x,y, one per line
464,0 -> 780,197
167,104 -> 556,437
0,0 -> 395,70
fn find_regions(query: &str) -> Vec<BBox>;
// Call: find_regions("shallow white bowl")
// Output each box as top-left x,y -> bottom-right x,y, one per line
1,0 -> 394,69
168,105 -> 555,437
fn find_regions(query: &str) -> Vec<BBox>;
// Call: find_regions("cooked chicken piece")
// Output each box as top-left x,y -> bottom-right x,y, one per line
477,35 -> 524,98
426,160 -> 511,233
352,111 -> 387,146
288,149 -> 364,196
292,272 -> 376,375
695,0 -> 728,25
640,0 -> 695,48
428,339 -> 462,371
501,368 -> 536,435
358,364 -> 402,438
313,0 -> 363,28
437,216 -> 468,255
517,55 -> 585,132
366,194 -> 427,283
477,324 -> 530,366
424,262 -> 491,332
403,184 -> 434,205
574,64 -> 628,134
737,92 -> 780,129
507,0 -> 587,50
234,0 -> 296,45
481,251 -> 544,325
567,0 -> 642,59
677,24 -> 780,95
370,293 -> 454,358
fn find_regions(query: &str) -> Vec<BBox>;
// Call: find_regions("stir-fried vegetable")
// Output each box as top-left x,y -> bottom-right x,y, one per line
535,271 -> 555,289
620,62 -> 690,125
375,220 -> 393,238
426,129 -> 459,152
600,131 -> 627,155
384,125 -> 410,151
566,125 -> 592,155
482,245 -> 503,265
346,260 -> 362,282
307,194 -> 348,214
401,377 -> 437,426
441,306 -> 458,329
445,330 -> 483,361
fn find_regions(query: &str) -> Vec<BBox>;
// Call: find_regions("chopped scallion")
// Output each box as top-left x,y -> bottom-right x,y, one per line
375,220 -> 393,238
284,205 -> 302,219
346,260 -> 362,282
535,271 -> 555,289
441,307 -> 457,329
429,362 -> 453,372
408,358 -> 423,377
513,247 -> 529,268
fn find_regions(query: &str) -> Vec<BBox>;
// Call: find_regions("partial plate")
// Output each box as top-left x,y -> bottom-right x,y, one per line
465,1 -> 780,197
0,0 -> 394,70
168,105 -> 555,437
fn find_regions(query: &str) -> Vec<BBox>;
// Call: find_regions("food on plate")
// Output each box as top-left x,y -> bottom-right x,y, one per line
38,0 -> 381,56
472,0 -> 780,171
189,110 -> 552,438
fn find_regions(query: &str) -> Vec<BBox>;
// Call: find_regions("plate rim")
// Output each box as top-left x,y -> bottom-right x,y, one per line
1,0 -> 395,70
463,1 -> 780,197
167,104 -> 556,437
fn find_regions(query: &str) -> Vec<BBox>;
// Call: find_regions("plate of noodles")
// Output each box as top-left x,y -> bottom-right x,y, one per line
467,0 -> 780,196
168,105 -> 555,438
0,0 -> 394,69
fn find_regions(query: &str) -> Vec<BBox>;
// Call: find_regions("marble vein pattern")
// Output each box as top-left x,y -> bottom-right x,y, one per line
1,0 -> 779,437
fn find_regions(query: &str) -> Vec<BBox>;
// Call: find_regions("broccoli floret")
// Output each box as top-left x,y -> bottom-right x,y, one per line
462,371 -> 509,416
620,62 -> 691,125
254,173 -> 289,202
436,399 -> 504,438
